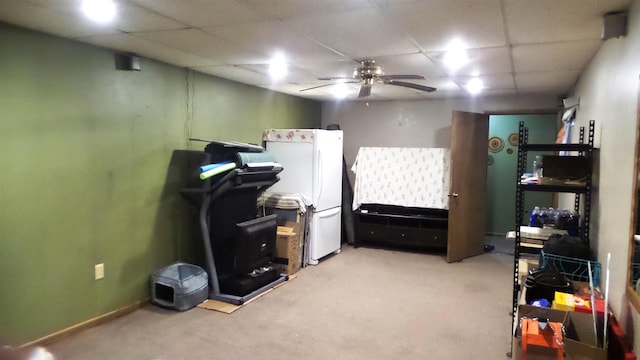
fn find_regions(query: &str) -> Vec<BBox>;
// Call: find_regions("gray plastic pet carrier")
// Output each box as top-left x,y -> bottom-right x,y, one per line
150,262 -> 208,311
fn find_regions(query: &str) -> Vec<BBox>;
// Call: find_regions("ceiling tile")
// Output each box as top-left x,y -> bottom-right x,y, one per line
293,59 -> 362,79
244,0 -> 373,19
80,33 -> 218,67
3,0 -> 626,102
503,0 -> 632,44
481,88 -> 518,97
424,77 -> 463,93
427,46 -> 512,77
203,20 -> 345,63
515,70 -> 581,92
128,0 -> 264,27
113,3 -> 187,32
20,0 -> 186,33
235,64 -> 318,84
283,8 -> 420,59
1,0 -> 120,38
371,53 -> 447,78
192,65 -> 271,84
454,73 -> 515,92
512,40 -> 601,72
135,28 -> 268,64
378,0 -> 507,52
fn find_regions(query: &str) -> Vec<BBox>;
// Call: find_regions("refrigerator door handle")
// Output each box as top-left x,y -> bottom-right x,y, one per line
315,149 -> 323,205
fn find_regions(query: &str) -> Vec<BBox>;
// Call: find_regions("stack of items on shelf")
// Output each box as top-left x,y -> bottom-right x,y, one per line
510,121 -> 606,358
520,156 -> 545,184
529,206 -> 580,237
515,266 -> 634,359
507,206 -> 581,249
520,155 -> 590,187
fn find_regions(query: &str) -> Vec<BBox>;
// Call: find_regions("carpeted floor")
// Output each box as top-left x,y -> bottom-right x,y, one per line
48,244 -> 515,360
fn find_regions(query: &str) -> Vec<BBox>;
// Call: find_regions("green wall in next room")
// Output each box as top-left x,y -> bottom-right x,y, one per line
486,114 -> 558,235
0,22 -> 321,345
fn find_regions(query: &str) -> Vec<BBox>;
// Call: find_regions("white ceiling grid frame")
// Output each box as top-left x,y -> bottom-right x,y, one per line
127,0 -> 265,27
0,0 -> 633,101
502,0 -> 629,44
134,28 -> 267,65
202,19 -> 346,63
512,39 -> 603,73
2,0 -> 121,38
515,70 -> 582,92
242,0 -> 374,19
377,0 -> 508,52
282,7 -> 422,60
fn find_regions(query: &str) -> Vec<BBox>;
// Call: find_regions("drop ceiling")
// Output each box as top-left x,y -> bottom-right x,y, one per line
0,0 -> 632,101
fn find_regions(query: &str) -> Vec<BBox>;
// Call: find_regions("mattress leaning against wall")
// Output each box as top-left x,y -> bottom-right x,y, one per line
351,147 -> 451,210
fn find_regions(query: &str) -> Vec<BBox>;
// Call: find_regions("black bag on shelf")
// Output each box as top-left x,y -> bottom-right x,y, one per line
542,234 -> 591,259
524,267 -> 572,304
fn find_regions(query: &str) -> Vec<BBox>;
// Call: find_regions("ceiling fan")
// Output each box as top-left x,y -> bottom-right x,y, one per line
300,59 -> 437,98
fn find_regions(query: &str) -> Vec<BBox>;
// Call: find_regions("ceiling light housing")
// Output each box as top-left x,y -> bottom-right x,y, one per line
268,54 -> 288,80
82,0 -> 116,23
443,39 -> 468,71
466,78 -> 484,95
333,82 -> 350,99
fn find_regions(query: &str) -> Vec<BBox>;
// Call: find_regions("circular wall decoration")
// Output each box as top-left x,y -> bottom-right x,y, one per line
508,133 -> 519,146
488,136 -> 504,153
506,148 -> 514,155
487,155 -> 495,166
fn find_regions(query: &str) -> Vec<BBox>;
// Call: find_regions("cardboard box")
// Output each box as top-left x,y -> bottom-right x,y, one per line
515,305 -> 606,360
564,311 -> 606,360
274,227 -> 300,275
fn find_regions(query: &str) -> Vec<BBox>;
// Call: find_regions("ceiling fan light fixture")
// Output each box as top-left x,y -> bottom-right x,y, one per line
82,0 -> 117,23
333,83 -> 350,99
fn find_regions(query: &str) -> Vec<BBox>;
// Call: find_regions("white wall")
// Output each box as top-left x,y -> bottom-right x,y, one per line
567,0 -> 640,350
322,95 -> 558,176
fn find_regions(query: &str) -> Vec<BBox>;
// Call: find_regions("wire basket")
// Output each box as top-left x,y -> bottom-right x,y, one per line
540,250 -> 600,286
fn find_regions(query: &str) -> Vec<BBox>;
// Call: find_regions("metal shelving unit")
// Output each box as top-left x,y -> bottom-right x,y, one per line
507,120 -> 595,357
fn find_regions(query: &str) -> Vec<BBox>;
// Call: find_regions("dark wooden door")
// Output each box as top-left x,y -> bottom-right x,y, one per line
447,111 -> 490,262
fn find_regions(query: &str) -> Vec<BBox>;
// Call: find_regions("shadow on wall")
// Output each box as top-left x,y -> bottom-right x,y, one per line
119,150 -> 205,298
434,125 -> 452,148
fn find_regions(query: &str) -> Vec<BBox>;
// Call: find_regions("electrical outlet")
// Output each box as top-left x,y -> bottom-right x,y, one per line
95,263 -> 105,280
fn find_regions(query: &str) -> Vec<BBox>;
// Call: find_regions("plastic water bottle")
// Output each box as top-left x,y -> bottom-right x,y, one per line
547,207 -> 556,227
529,206 -> 541,227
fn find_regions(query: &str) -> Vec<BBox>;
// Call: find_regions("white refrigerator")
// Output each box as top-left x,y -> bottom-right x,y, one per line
264,129 -> 343,265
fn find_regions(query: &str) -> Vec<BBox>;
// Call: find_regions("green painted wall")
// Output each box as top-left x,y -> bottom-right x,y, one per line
0,23 -> 320,345
486,114 -> 558,234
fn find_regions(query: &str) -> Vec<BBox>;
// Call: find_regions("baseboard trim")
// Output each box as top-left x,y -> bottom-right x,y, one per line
20,299 -> 149,348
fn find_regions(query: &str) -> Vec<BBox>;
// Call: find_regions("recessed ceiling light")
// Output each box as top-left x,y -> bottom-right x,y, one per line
82,0 -> 116,23
466,78 -> 484,95
268,54 -> 288,80
333,83 -> 350,99
443,39 -> 468,71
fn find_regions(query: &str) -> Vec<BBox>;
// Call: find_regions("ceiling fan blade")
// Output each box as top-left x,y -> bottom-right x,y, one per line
358,85 -> 372,98
379,74 -> 425,80
317,76 -> 355,81
384,80 -> 436,92
300,81 -> 359,92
